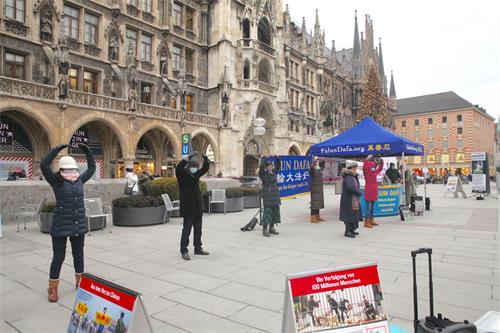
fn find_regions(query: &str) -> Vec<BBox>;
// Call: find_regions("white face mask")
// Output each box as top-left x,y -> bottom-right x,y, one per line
189,167 -> 198,174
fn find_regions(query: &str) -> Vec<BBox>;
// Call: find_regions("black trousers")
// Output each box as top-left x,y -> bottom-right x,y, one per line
344,222 -> 358,233
50,235 -> 85,279
311,208 -> 320,215
180,216 -> 202,254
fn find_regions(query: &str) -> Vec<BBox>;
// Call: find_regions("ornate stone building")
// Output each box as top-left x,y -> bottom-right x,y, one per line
0,0 -> 395,178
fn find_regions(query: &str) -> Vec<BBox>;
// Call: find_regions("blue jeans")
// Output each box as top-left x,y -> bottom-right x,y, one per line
365,201 -> 375,218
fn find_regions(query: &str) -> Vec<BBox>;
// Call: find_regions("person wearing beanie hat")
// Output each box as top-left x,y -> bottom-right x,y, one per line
339,161 -> 362,238
40,143 -> 95,302
176,151 -> 210,260
258,155 -> 282,237
362,155 -> 384,228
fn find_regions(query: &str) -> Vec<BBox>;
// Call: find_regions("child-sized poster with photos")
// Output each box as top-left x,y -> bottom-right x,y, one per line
282,264 -> 389,333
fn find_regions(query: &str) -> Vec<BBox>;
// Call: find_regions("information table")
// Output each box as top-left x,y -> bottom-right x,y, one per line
360,185 -> 401,217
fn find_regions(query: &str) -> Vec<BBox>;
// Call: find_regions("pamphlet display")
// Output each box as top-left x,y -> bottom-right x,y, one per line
68,273 -> 153,333
282,264 -> 389,333
444,176 -> 467,198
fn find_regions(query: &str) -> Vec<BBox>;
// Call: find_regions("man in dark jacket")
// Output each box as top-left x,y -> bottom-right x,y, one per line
327,294 -> 340,320
339,161 -> 363,238
258,155 -> 281,237
176,152 -> 210,260
385,163 -> 401,184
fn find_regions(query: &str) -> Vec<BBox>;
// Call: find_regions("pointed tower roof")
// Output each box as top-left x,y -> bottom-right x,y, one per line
314,9 -> 320,31
352,10 -> 362,80
389,71 -> 396,98
301,16 -> 308,50
378,38 -> 385,77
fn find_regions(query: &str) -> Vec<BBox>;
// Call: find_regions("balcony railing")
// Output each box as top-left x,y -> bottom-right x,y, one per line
255,40 -> 275,55
238,38 -> 253,48
0,76 -> 219,127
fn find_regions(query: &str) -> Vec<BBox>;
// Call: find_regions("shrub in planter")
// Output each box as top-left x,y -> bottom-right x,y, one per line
241,187 -> 260,209
112,195 -> 166,226
150,177 -> 208,200
39,201 -> 56,234
225,187 -> 243,198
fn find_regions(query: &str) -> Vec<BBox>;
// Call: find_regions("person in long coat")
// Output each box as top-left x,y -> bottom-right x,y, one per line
309,159 -> 325,223
40,143 -> 95,302
258,155 -> 281,237
176,152 -> 210,260
362,155 -> 384,228
339,161 -> 363,238
404,168 -> 417,205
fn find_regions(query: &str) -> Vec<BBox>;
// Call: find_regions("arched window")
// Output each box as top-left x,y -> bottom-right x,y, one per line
243,60 -> 250,80
258,17 -> 272,46
242,18 -> 250,39
258,59 -> 272,84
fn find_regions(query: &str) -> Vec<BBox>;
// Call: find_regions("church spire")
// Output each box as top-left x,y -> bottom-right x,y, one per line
331,40 -> 336,68
301,16 -> 308,50
378,38 -> 385,77
314,9 -> 320,33
352,10 -> 362,80
389,71 -> 396,98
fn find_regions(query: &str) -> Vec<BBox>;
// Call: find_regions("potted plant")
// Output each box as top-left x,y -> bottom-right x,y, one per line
206,187 -> 244,213
149,177 -> 207,217
39,201 -> 56,234
242,187 -> 260,208
112,195 -> 165,226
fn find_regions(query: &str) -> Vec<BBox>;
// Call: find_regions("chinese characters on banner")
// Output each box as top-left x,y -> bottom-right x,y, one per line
268,156 -> 312,199
282,264 -> 389,333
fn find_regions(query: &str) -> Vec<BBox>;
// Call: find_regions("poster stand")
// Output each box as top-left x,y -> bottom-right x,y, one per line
444,176 -> 467,198
68,273 -> 153,333
282,263 -> 390,333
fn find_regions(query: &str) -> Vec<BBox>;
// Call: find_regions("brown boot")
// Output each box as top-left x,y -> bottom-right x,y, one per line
310,215 -> 319,223
370,217 -> 379,226
364,219 -> 373,228
75,273 -> 82,290
47,279 -> 59,303
316,214 -> 325,222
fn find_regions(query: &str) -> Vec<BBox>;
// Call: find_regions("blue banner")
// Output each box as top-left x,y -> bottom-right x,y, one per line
360,185 -> 401,217
268,156 -> 312,199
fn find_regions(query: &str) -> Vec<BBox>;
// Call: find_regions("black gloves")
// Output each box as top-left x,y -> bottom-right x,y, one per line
55,144 -> 69,150
77,143 -> 90,151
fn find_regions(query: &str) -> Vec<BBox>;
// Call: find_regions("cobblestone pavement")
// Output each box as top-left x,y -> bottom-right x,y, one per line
1,184 -> 499,332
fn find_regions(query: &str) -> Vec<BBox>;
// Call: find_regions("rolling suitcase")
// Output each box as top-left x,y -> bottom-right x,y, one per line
412,248 -> 477,333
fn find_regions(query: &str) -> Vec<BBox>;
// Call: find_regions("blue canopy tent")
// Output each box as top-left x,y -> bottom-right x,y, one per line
311,117 -> 425,208
311,117 -> 424,157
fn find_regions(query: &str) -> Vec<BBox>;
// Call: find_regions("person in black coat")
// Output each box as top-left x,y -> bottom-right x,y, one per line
40,143 -> 95,303
258,155 -> 281,237
176,152 -> 210,260
339,161 -> 363,238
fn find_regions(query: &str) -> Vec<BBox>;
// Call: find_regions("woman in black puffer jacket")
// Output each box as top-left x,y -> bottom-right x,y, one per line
258,155 -> 281,237
41,143 -> 95,302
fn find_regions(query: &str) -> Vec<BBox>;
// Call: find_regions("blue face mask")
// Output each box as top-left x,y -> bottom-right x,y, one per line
189,167 -> 198,174
315,166 -> 321,171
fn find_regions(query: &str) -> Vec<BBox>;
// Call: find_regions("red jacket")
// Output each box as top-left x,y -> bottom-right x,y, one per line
363,160 -> 384,201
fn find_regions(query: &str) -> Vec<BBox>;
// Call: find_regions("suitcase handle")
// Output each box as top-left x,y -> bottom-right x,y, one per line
412,248 -> 434,333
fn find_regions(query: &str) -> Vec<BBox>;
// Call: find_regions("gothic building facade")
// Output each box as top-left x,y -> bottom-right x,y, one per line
0,0 -> 396,178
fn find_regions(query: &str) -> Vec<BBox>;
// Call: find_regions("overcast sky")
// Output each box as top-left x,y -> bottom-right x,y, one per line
285,0 -> 500,121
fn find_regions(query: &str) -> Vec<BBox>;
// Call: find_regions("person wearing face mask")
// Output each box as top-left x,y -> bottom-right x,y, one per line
362,155 -> 384,228
258,155 -> 282,237
176,151 -> 210,260
40,143 -> 95,302
309,158 -> 325,223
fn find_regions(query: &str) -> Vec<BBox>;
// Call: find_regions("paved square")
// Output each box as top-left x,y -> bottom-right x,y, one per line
1,184 -> 499,332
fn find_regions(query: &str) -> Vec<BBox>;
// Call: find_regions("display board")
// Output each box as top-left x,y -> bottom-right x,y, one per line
282,263 -> 389,333
268,155 -> 312,199
444,176 -> 467,198
360,186 -> 401,217
68,273 -> 153,333
471,151 -> 490,194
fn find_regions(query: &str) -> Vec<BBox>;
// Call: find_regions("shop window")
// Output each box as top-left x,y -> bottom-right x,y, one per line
142,0 -> 152,13
456,153 -> 464,162
140,82 -> 152,104
84,12 -> 99,45
69,67 -> 79,90
185,49 -> 194,74
126,28 -> 138,55
4,51 -> 26,80
427,154 -> 435,163
186,7 -> 194,31
64,5 -> 79,40
6,0 -> 25,23
186,95 -> 192,112
173,3 -> 182,26
401,120 -> 406,127
83,69 -> 98,94
441,154 -> 449,163
427,117 -> 433,125
173,46 -> 182,71
413,156 -> 421,164
414,119 -> 419,126
141,33 -> 152,62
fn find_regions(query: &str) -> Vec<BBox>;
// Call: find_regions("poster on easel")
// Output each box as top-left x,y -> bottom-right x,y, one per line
68,273 -> 153,333
282,263 -> 389,333
471,151 -> 490,194
444,176 -> 467,198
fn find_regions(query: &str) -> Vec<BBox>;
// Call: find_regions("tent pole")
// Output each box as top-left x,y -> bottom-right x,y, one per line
402,152 -> 406,205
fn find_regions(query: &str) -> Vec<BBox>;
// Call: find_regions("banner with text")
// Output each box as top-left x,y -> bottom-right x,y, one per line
471,151 -> 489,194
269,155 -> 312,199
360,185 -> 401,217
282,264 -> 389,333
68,273 -> 152,333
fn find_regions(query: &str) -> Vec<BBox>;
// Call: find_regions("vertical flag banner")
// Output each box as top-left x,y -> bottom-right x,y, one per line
282,264 -> 389,333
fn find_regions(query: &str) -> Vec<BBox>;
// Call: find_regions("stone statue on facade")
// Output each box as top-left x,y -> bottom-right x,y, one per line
126,44 -> 138,111
221,91 -> 229,126
56,37 -> 70,100
109,33 -> 119,62
40,6 -> 53,43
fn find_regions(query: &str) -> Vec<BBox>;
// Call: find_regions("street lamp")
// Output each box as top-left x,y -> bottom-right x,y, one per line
253,117 -> 266,224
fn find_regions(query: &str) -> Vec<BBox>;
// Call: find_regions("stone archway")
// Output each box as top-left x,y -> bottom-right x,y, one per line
0,110 -> 54,178
191,130 -> 218,176
134,126 -> 179,177
258,16 -> 272,47
288,144 -> 301,156
67,120 -> 126,178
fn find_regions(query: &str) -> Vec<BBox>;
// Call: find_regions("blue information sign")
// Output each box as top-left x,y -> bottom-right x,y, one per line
268,156 -> 312,199
360,185 -> 401,217
181,134 -> 191,158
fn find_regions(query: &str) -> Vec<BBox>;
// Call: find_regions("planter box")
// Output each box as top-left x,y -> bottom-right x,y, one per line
39,212 -> 107,233
208,197 -> 244,213
39,212 -> 54,234
244,195 -> 260,209
113,206 -> 166,226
